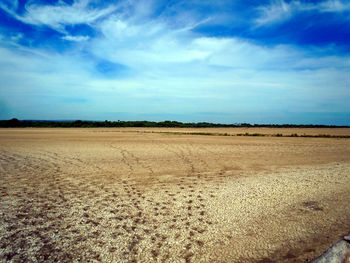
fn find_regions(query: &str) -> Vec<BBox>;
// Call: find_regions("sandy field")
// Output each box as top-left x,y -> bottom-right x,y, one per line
101,127 -> 350,136
1,128 -> 350,262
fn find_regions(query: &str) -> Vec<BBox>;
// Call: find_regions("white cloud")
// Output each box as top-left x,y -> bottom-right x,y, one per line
92,14 -> 303,74
255,0 -> 292,26
0,0 -> 121,32
255,0 -> 350,26
308,0 -> 350,12
93,17 -> 209,66
62,35 -> 90,42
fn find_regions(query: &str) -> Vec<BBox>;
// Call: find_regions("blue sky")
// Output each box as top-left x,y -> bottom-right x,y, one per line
0,0 -> 349,124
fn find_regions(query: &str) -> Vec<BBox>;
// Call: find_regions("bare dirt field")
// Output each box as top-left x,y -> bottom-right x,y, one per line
106,127 -> 350,136
1,128 -> 350,262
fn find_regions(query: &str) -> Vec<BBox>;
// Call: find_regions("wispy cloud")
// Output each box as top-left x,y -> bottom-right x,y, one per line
62,35 -> 89,42
306,0 -> 350,12
0,0 -> 120,32
255,0 -> 350,26
255,0 -> 292,26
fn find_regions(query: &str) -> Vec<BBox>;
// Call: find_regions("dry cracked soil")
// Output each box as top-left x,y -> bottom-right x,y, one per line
1,128 -> 350,262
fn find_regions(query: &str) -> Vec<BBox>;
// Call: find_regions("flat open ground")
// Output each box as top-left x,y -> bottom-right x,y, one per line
1,128 -> 350,262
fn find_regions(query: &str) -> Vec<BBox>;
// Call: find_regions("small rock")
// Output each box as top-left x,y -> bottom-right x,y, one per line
344,234 -> 350,242
312,240 -> 350,263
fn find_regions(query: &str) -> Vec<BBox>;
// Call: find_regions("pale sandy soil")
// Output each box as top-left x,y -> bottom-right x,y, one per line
0,128 -> 350,262
93,127 -> 350,136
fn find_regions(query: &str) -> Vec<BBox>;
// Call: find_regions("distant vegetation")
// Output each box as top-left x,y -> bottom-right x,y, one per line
0,118 -> 349,128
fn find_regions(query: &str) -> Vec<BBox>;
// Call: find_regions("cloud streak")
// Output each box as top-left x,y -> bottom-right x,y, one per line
255,0 -> 350,26
62,35 -> 89,41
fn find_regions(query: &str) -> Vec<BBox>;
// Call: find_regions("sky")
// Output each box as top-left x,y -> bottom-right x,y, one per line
0,0 -> 349,124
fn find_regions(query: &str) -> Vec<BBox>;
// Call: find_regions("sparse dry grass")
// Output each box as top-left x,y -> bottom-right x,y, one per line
1,128 -> 350,262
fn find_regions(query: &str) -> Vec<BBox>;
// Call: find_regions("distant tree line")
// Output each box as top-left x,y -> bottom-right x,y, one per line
0,118 -> 348,128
